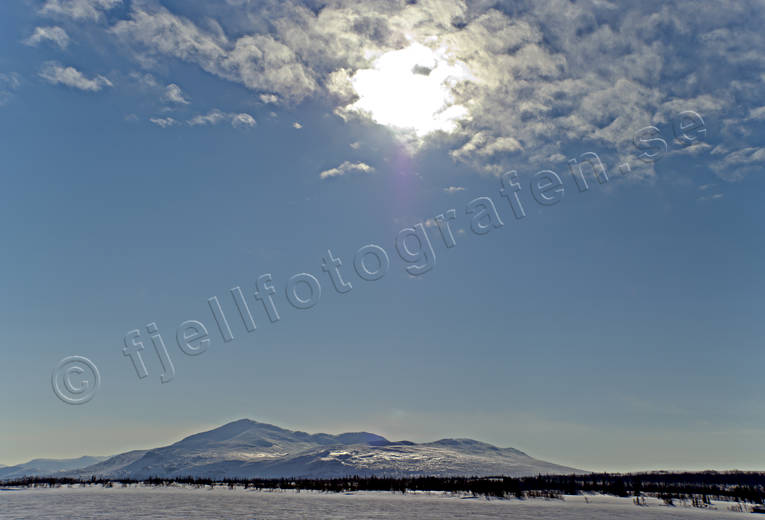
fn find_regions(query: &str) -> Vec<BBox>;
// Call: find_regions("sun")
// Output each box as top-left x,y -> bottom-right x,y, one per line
347,43 -> 472,138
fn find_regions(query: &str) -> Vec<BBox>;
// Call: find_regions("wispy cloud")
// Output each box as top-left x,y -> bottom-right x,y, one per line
26,0 -> 765,180
711,146 -> 765,180
110,4 -> 317,104
187,109 -> 255,128
0,72 -> 21,107
187,110 -> 229,127
40,0 -> 121,21
698,193 -> 724,202
320,161 -> 374,180
130,71 -> 158,89
39,62 -> 112,91
24,26 -> 70,49
443,186 -> 465,194
149,116 -> 177,128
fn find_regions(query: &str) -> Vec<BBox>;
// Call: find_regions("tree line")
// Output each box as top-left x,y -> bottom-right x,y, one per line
3,471 -> 763,504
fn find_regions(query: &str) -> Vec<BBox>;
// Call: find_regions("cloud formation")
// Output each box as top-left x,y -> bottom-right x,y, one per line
39,62 -> 112,91
27,0 -> 765,180
187,109 -> 255,128
320,160 -> 374,179
149,116 -> 177,128
0,72 -> 21,107
24,26 -> 70,49
162,83 -> 190,104
40,0 -> 121,21
148,110 -> 256,129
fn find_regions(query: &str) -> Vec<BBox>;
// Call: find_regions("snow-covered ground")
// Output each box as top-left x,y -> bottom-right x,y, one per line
0,485 -> 756,519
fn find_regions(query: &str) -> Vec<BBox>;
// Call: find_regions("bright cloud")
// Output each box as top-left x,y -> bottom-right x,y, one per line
320,161 -> 374,180
188,109 -> 255,128
231,113 -> 256,128
149,117 -> 177,128
39,62 -> 112,91
162,83 -> 190,104
24,26 -> 70,49
24,0 -> 765,180
40,0 -> 122,21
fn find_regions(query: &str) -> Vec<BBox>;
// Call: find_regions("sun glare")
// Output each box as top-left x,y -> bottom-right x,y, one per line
348,43 -> 472,138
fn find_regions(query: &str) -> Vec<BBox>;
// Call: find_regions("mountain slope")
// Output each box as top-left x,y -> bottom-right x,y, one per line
62,419 -> 583,479
0,456 -> 107,480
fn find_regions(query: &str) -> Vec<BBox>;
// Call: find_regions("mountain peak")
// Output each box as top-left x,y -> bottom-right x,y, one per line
34,420 -> 584,480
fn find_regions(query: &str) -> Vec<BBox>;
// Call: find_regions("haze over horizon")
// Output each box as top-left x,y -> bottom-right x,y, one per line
3,416 -> 762,475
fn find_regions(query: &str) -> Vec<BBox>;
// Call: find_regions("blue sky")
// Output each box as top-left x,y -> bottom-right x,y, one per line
1,0 -> 764,472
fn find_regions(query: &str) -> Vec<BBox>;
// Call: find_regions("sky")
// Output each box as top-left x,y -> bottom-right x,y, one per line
1,0 -> 764,473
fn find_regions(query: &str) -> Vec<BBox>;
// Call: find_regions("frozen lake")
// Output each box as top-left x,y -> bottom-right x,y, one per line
0,486 -> 753,519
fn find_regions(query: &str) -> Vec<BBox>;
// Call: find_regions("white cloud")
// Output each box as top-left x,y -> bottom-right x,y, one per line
188,109 -> 255,128
30,0 -> 765,180
292,121 -> 302,129
231,113 -> 256,128
130,71 -> 159,88
188,110 -> 229,126
149,117 -> 178,128
748,106 -> 765,121
24,26 -> 70,49
320,160 -> 374,180
40,0 -> 121,21
668,142 -> 713,157
162,83 -> 190,104
710,146 -> 765,180
0,72 -> 21,91
451,132 -> 524,166
0,72 -> 21,107
443,186 -> 465,194
110,4 -> 317,104
39,62 -> 112,91
721,147 -> 765,166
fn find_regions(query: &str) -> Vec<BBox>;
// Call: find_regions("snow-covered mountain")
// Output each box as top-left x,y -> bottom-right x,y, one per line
0,456 -> 107,480
6,420 -> 585,480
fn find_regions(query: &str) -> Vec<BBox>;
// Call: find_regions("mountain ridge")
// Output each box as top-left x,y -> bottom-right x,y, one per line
3,419 -> 585,480
0,456 -> 108,480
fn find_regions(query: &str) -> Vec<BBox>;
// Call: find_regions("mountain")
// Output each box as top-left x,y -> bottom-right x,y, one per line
0,456 -> 107,480
53,419 -> 583,479
2,420 -> 584,480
